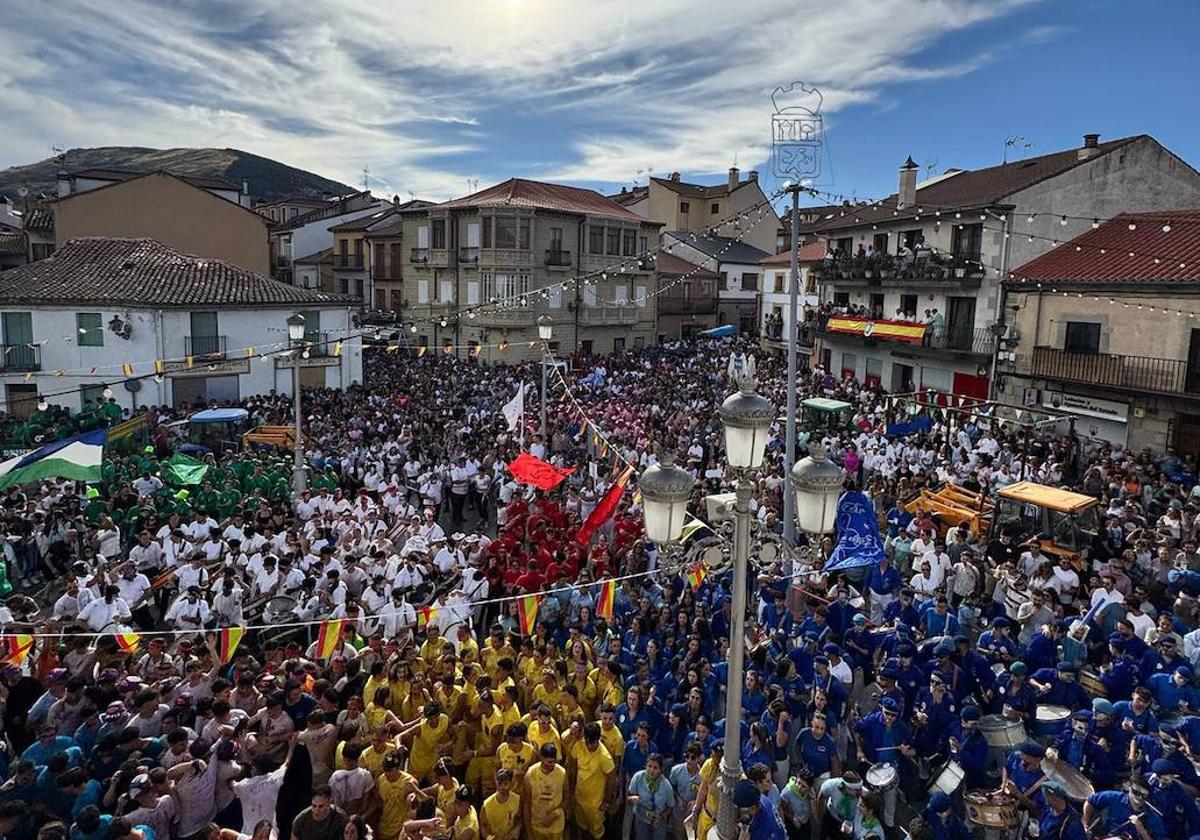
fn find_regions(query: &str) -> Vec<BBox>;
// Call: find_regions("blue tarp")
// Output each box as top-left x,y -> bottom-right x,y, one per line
824,490 -> 887,572
190,408 -> 249,424
885,414 -> 933,437
699,324 -> 739,337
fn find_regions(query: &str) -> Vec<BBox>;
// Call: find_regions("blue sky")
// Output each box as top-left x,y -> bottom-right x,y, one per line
1,0 -> 1197,207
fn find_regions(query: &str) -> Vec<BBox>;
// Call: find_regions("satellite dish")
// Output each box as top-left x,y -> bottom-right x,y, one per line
16,187 -> 28,197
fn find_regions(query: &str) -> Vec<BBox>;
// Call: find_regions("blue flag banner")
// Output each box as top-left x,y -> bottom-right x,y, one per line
884,414 -> 933,438
824,490 -> 887,572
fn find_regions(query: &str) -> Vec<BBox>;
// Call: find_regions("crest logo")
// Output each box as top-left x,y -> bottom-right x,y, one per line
771,82 -> 825,181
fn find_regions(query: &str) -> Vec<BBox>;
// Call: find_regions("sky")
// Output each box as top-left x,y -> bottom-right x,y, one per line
2,0 -> 1198,209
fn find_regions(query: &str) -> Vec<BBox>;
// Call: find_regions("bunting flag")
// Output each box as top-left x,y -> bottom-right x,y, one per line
217,627 -> 245,663
576,466 -> 632,546
471,345 -> 482,357
2,635 -> 34,666
416,346 -> 428,358
333,341 -> 343,357
516,594 -> 541,634
154,360 -> 164,374
315,619 -> 344,660
186,355 -> 195,369
246,347 -> 255,358
507,452 -> 575,490
386,343 -> 400,353
498,341 -> 509,352
417,605 -> 437,628
595,580 -> 616,620
686,563 -> 707,590
114,632 -> 141,653
122,363 -> 134,375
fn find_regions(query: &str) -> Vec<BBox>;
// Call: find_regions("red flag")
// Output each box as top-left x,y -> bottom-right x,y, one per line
595,580 -> 616,620
576,466 -> 632,546
507,452 -> 576,491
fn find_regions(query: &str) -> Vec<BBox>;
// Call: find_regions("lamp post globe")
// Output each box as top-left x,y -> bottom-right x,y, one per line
638,452 -> 695,544
287,313 -> 306,343
791,441 -> 846,533
537,314 -> 554,341
718,385 -> 776,469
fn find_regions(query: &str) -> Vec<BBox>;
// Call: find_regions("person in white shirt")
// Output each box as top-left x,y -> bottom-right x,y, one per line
129,531 -> 164,574
1050,559 -> 1080,607
378,589 -> 417,638
910,561 -> 939,603
165,586 -> 212,631
116,564 -> 154,627
434,537 -> 464,575
133,472 -> 164,497
77,585 -> 132,631
1090,575 -> 1125,612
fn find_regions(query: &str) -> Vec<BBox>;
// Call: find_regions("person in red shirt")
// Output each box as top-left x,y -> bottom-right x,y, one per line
514,560 -> 545,593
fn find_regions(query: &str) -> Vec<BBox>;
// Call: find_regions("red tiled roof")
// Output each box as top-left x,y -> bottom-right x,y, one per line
0,237 -> 356,307
608,186 -> 649,206
761,241 -> 826,265
817,135 -> 1147,233
437,178 -> 651,222
0,233 -> 24,256
655,249 -> 717,279
70,167 -> 240,192
1009,209 -> 1200,284
23,208 -> 54,232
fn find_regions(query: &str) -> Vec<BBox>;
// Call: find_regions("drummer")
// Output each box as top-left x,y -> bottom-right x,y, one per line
1145,758 -> 1200,837
977,616 -> 1019,665
1036,782 -> 1086,840
853,697 -> 915,830
919,791 -> 970,840
999,740 -> 1048,817
941,705 -> 988,790
1082,779 -> 1165,839
991,661 -> 1036,723
1028,661 -> 1090,712
1048,710 -> 1117,789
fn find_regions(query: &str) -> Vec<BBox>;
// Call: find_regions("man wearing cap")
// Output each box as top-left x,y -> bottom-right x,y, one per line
921,790 -> 970,840
1050,709 -> 1118,789
1000,740 -> 1048,819
1101,634 -> 1143,701
866,556 -> 902,626
1084,780 -> 1165,840
853,697 -> 913,828
1024,619 -> 1067,674
732,777 -> 785,840
1148,664 -> 1199,714
1029,661 -> 1090,711
1037,781 -> 1086,840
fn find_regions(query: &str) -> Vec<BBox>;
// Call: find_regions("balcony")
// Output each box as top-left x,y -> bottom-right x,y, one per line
818,253 -> 986,288
658,298 -> 717,315
925,326 -> 997,355
459,247 -> 479,265
478,248 -> 533,269
473,310 -> 535,327
1024,346 -> 1198,397
761,324 -> 817,348
299,331 -> 334,357
545,249 -> 572,267
0,344 -> 40,372
411,248 -> 429,264
186,335 -> 227,359
332,254 -> 365,270
580,306 -> 640,326
815,317 -> 995,356
371,267 -> 401,281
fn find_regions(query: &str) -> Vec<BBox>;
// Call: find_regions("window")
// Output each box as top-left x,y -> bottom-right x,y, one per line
903,229 -> 924,249
374,244 -> 385,275
482,218 -> 493,248
495,218 -> 517,249
741,273 -> 758,292
355,278 -> 364,298
340,278 -> 350,294
481,272 -> 529,302
81,384 -> 106,408
833,292 -> 850,307
581,340 -> 593,355
622,229 -> 636,256
638,235 -> 648,255
718,272 -> 728,291
1064,321 -> 1102,354
389,243 -> 402,276
614,284 -> 629,305
873,232 -> 889,254
774,272 -> 785,293
418,334 -> 428,348
519,218 -> 530,250
900,294 -> 918,316
634,285 -> 646,307
634,336 -> 645,349
439,278 -> 454,302
432,219 -> 446,249
467,222 -> 481,248
417,226 -> 429,249
467,281 -> 480,305
588,225 -> 604,254
952,223 -> 983,262
680,201 -> 690,214
549,227 -> 563,252
390,290 -> 403,310
353,239 -> 364,265
583,284 -> 597,306
76,313 -> 102,346
614,337 -> 626,353
711,202 -> 719,215
31,243 -> 53,261
418,279 -> 429,304
289,208 -> 299,219
682,283 -> 692,302
836,237 -> 853,254
606,228 -> 620,256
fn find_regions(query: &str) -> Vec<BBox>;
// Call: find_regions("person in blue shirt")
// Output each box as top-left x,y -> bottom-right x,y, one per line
892,645 -> 924,711
921,597 -> 960,640
1036,782 -> 1087,840
1131,725 -> 1200,789
853,697 -> 915,824
1113,687 -> 1159,736
953,634 -> 995,700
1001,741 -> 1048,817
825,588 -> 856,639
977,616 -> 1019,664
623,722 -> 660,779
886,503 -> 912,538
796,609 -> 831,647
1140,634 -> 1188,679
20,725 -> 77,768
1101,636 -> 1142,702
991,660 -> 1036,722
1084,782 -> 1166,838
70,805 -> 113,840
733,779 -> 786,840
788,632 -> 819,685
794,712 -> 838,780
760,592 -> 793,639
874,666 -> 908,719
1050,711 -> 1117,789
941,705 -> 989,789
1024,620 -> 1067,673
741,670 -> 769,722
1029,661 -> 1091,711
912,674 -> 957,758
617,686 -> 658,741
1148,758 -> 1200,838
627,752 -> 675,840
882,589 -> 920,635
866,557 -> 902,625
921,791 -> 971,840
1149,666 -> 1199,715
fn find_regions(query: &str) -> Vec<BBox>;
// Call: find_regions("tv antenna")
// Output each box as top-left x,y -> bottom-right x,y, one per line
1003,136 -> 1033,163
924,159 -> 939,178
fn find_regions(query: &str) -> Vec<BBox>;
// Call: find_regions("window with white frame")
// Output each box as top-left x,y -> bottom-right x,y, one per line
549,287 -> 562,309
583,284 -> 597,306
439,278 -> 454,302
634,285 -> 646,307
481,271 -> 530,302
614,284 -> 629,305
418,279 -> 429,303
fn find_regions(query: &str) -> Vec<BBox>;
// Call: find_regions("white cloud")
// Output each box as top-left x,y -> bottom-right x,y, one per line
0,0 -> 1041,199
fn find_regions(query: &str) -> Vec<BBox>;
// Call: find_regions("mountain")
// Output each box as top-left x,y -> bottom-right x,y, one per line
0,146 -> 354,204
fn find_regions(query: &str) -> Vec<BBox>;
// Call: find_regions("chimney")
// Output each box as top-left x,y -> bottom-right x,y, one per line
1078,133 -> 1101,161
747,170 -> 758,182
728,166 -> 740,191
897,156 -> 918,209
56,171 -> 71,198
620,187 -> 627,194
669,172 -> 681,182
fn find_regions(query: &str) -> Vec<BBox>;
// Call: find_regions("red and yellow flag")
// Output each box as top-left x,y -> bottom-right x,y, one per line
115,632 -> 141,654
516,594 -> 541,635
576,466 -> 633,546
417,605 -> 438,628
315,619 -> 344,660
2,635 -> 34,666
686,563 -> 707,591
595,580 -> 616,620
217,627 -> 245,663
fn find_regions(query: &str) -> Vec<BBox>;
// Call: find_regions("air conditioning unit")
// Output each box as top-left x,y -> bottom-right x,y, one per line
1022,387 -> 1040,407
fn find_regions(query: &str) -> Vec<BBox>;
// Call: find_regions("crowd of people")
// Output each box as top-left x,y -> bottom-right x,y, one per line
0,336 -> 1196,840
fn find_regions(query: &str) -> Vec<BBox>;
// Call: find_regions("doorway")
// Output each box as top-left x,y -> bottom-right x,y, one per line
946,297 -> 976,351
892,362 -> 914,392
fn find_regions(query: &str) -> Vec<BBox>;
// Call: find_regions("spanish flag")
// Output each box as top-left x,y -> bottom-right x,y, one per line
217,627 -> 244,663
115,632 -> 141,654
154,360 -> 164,374
315,619 -> 344,660
246,347 -> 255,358
516,594 -> 541,635
686,563 -> 707,591
595,580 -> 616,620
2,635 -> 34,666
417,605 -> 437,628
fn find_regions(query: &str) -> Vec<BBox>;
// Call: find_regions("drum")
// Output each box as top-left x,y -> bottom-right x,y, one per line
1079,668 -> 1106,698
1039,757 -> 1095,801
865,762 -> 897,793
979,714 -> 1027,748
1033,705 -> 1071,738
964,791 -> 1019,828
927,760 -> 964,796
263,596 -> 297,624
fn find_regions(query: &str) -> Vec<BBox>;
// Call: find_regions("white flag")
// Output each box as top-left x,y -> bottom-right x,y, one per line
502,383 -> 526,431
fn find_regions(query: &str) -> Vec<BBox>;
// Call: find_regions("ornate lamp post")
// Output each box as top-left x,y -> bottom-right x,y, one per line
537,314 -> 553,439
287,313 -> 307,492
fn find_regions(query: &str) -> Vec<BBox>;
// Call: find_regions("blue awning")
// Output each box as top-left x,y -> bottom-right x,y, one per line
190,408 -> 249,424
699,325 -> 739,337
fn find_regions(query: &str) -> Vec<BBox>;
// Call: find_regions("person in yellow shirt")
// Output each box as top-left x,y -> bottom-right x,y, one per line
494,686 -> 522,732
495,723 -> 535,785
567,722 -> 616,840
419,624 -> 446,669
522,743 -> 570,840
359,728 -> 398,779
526,705 -> 562,756
448,784 -> 480,840
455,625 -> 480,666
531,669 -> 564,713
465,690 -> 502,798
569,661 -> 598,719
596,704 -> 626,766
433,677 -> 466,723
591,661 -> 626,710
400,701 -> 450,782
688,740 -> 724,840
377,751 -> 420,838
480,768 -> 521,840
555,686 -> 588,735
481,628 -> 516,683
365,686 -> 403,733
426,758 -> 461,820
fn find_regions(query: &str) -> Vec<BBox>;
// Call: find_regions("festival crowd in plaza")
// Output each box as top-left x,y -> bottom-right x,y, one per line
0,336 -> 1198,840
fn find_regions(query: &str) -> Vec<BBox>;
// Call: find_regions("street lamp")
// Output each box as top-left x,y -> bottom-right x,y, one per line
537,314 -> 553,440
638,452 -> 695,544
287,313 -> 307,492
791,442 -> 845,533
